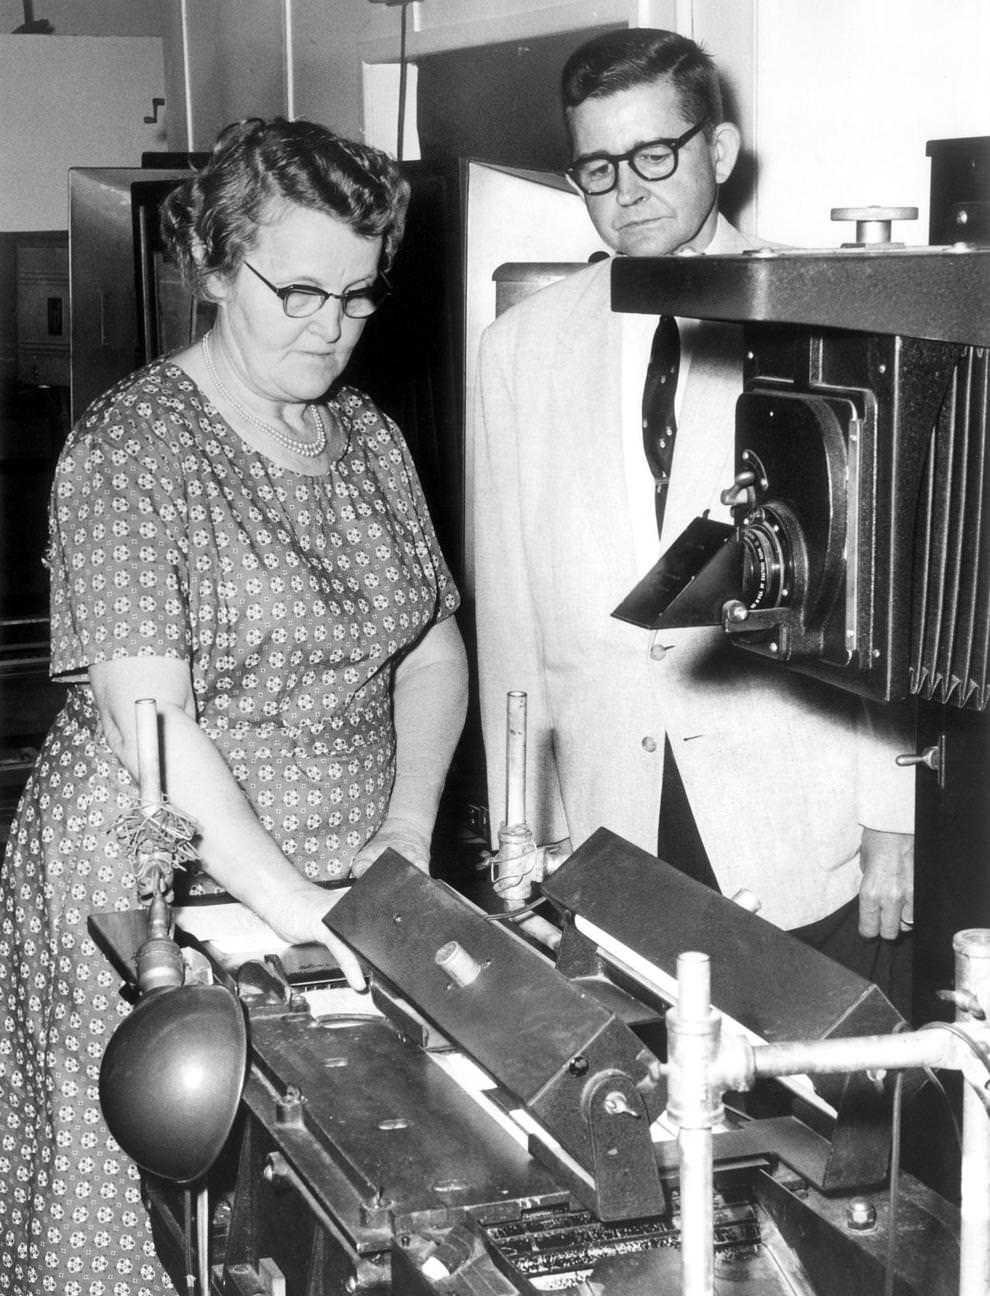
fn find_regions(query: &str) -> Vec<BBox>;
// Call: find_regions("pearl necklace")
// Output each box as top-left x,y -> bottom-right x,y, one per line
201,331 -> 327,459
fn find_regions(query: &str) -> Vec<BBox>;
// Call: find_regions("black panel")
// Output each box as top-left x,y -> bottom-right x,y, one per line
337,162 -> 466,585
415,26 -> 621,174
926,136 -> 990,246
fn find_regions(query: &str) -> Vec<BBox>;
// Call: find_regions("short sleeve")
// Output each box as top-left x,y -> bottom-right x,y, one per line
47,380 -> 193,679
339,388 -> 460,623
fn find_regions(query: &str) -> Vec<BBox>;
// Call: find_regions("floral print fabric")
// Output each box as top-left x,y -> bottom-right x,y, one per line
0,360 -> 458,1293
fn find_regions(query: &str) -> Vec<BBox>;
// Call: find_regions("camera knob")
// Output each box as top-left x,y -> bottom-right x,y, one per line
723,599 -> 750,625
830,205 -> 918,246
720,469 -> 757,510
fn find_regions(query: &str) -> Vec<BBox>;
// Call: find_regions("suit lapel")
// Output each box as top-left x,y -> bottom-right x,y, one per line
553,270 -> 642,588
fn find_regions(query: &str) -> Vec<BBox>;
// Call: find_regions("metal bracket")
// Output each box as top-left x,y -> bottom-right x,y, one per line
584,1071 -> 667,1221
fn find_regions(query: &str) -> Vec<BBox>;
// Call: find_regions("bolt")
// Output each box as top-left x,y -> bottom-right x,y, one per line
846,1197 -> 877,1231
603,1090 -> 639,1117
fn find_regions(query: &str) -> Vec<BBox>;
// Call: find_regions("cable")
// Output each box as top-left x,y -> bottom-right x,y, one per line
921,1066 -> 964,1149
483,893 -> 552,924
396,1 -> 410,161
920,1019 -> 990,1080
883,1069 -> 905,1296
182,1186 -> 196,1296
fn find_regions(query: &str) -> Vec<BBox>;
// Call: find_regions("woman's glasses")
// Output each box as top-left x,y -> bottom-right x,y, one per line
243,261 -> 391,319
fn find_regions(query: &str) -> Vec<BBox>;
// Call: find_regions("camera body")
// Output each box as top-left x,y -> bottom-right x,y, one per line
726,325 -> 970,705
612,248 -> 990,708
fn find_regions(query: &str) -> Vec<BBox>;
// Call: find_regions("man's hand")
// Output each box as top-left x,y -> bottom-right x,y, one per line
858,827 -> 914,940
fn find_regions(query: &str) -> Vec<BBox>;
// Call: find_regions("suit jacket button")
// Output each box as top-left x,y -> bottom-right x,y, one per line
641,736 -> 657,753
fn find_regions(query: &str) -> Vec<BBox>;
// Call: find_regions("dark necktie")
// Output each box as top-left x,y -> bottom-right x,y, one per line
641,317 -> 718,889
641,315 -> 680,540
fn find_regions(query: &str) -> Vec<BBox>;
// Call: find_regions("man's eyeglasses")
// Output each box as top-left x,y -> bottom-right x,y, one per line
243,261 -> 391,319
567,119 -> 709,196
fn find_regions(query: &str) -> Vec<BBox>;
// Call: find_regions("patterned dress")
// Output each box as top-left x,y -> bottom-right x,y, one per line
0,360 -> 459,1295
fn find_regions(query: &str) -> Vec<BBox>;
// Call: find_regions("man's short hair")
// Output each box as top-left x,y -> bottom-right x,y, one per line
561,27 -> 723,132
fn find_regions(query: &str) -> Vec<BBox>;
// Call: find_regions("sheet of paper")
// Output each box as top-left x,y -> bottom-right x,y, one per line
173,889 -> 350,957
304,986 -> 383,1019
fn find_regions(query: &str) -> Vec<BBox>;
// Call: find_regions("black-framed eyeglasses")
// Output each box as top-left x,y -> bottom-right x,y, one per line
242,261 -> 392,319
567,119 -> 710,196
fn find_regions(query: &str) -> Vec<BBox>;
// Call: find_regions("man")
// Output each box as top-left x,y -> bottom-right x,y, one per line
472,28 -> 914,1004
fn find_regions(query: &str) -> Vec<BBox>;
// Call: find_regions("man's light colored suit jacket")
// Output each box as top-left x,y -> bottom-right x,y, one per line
472,222 -> 914,930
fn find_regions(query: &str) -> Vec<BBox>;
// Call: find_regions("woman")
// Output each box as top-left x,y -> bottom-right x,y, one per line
0,119 -> 467,1295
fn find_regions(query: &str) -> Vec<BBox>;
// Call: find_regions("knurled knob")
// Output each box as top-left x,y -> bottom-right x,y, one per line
831,205 -> 918,245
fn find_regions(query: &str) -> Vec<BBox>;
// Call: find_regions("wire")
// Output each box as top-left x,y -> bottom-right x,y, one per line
483,893 -> 551,924
883,1069 -> 905,1296
396,1 -> 410,161
920,1019 -> 990,1080
921,1066 -> 964,1149
182,1186 -> 196,1296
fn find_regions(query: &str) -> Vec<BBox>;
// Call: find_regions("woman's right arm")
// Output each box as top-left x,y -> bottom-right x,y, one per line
89,654 -> 365,989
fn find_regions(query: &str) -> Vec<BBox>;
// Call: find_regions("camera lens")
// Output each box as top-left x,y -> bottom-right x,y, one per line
739,506 -> 793,609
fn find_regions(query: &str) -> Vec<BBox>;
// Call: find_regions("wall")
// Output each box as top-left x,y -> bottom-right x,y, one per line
160,0 -> 691,151
3,1 -> 985,242
290,0 -> 987,247
0,1 -> 159,35
160,1 -> 288,151
754,0 -> 989,245
0,36 -> 166,231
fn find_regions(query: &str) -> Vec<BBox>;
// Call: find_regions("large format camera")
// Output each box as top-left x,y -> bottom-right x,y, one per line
613,243 -> 990,709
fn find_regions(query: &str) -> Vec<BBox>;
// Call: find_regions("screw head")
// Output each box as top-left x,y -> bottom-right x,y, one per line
846,1197 -> 877,1231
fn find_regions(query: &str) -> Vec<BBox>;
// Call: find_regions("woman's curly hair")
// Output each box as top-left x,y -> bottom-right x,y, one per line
161,117 -> 410,300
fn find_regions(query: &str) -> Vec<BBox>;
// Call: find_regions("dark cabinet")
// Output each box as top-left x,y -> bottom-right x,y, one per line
0,384 -> 67,849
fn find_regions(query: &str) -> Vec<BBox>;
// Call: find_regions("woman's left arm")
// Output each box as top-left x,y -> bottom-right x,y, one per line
352,615 -> 468,875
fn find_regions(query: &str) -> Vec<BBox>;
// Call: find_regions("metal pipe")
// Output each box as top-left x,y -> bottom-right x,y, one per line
135,697 -> 162,809
667,930 -> 990,1296
282,0 -> 296,120
680,1127 -> 713,1295
494,691 -> 539,904
178,0 -> 194,152
753,1029 -> 956,1081
504,691 -> 527,828
746,938 -> 990,1296
954,930 -> 990,1296
667,951 -> 719,1296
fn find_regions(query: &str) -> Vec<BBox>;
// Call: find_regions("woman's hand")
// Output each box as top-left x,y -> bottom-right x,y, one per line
351,816 -> 432,878
263,879 -> 366,990
89,655 -> 369,989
